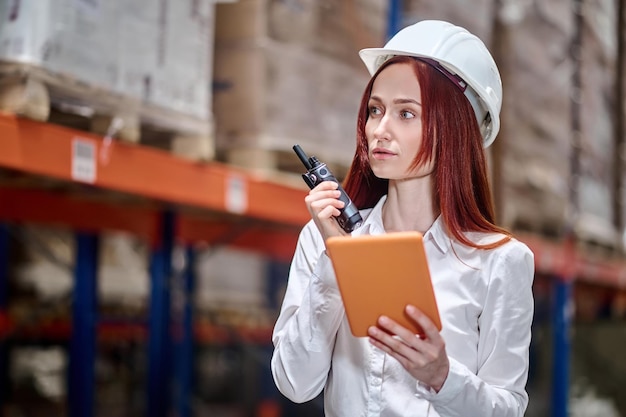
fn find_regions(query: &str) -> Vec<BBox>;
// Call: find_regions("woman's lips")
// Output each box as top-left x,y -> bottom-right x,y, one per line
371,148 -> 397,160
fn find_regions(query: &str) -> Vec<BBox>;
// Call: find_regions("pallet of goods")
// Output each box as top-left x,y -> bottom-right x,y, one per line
494,0 -> 621,252
405,0 -> 624,254
0,0 -> 215,160
213,0 -> 388,178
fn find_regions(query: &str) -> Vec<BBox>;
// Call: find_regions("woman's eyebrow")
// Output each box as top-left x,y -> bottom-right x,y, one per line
393,98 -> 422,106
368,95 -> 421,106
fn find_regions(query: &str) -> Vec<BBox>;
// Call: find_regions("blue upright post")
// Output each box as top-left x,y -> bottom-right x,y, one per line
69,232 -> 99,417
147,211 -> 175,417
387,0 -> 403,40
260,260 -> 290,408
0,224 -> 8,307
174,246 -> 195,417
551,277 -> 572,417
0,224 -> 10,409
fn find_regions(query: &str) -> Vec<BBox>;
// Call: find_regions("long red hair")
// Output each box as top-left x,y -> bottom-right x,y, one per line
343,56 -> 510,249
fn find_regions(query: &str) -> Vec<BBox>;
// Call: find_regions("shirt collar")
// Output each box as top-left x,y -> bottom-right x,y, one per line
423,215 -> 450,254
353,195 -> 451,254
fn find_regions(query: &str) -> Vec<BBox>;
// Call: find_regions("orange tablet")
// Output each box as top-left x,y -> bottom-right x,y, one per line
325,231 -> 441,337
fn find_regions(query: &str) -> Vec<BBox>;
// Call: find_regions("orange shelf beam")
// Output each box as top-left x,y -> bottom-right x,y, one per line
0,312 -> 271,345
0,186 -> 160,241
517,232 -> 626,289
0,113 -> 310,227
5,115 -> 626,287
0,186 -> 298,261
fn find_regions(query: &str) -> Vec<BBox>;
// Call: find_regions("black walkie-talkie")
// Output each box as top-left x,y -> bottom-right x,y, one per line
293,144 -> 363,233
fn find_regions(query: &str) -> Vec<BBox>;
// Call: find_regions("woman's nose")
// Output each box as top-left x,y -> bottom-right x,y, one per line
373,113 -> 391,140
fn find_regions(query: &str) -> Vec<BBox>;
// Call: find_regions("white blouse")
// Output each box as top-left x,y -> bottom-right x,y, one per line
271,195 -> 535,417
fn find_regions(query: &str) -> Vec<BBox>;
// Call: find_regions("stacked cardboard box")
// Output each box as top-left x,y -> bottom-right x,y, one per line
11,226 -> 150,310
10,224 -> 275,331
494,0 -> 620,247
0,0 -> 214,137
576,0 -> 621,246
0,1 -> 120,94
213,0 -> 388,171
405,0 -> 623,248
489,0 -> 573,236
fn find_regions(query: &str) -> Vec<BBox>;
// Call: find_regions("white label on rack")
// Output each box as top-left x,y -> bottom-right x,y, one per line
71,138 -> 97,184
225,175 -> 248,214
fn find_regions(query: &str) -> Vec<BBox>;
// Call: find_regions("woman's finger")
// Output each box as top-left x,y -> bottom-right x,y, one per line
313,180 -> 340,190
405,305 -> 443,346
305,189 -> 341,202
310,197 -> 345,210
368,318 -> 418,360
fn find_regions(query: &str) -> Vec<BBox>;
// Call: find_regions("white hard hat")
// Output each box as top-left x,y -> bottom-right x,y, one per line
359,20 -> 502,147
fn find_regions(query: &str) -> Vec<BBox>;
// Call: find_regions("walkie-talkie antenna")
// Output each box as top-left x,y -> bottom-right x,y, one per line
293,144 -> 313,170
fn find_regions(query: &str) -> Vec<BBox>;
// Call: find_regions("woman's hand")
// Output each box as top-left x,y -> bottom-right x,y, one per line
367,305 -> 450,392
304,180 -> 348,242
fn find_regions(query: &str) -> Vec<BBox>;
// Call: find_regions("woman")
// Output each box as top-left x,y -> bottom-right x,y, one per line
271,20 -> 534,417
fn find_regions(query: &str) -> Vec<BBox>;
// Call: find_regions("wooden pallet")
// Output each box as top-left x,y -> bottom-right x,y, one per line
574,213 -> 624,258
507,216 -> 564,240
502,202 -> 566,241
507,208 -> 624,259
218,146 -> 353,189
0,62 -> 214,161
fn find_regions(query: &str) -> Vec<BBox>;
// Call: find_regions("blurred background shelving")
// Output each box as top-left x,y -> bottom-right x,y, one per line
0,0 -> 625,416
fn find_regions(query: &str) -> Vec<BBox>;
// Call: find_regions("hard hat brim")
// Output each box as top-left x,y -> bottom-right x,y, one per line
358,47 -> 500,148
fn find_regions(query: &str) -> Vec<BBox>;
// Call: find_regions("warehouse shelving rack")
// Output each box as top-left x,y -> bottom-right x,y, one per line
0,113 -> 309,417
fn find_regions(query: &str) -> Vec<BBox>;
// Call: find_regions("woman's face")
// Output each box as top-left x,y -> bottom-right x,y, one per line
365,62 -> 433,180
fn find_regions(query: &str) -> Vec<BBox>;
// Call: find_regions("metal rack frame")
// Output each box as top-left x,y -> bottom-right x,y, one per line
0,113 -> 308,416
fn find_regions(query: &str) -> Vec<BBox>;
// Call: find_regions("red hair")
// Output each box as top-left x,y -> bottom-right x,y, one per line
343,56 -> 510,249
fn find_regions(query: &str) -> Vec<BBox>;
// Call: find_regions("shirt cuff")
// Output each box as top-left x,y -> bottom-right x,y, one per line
415,357 -> 465,403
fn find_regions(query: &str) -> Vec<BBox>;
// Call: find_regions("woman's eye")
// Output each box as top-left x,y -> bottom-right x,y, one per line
369,106 -> 382,116
400,110 -> 415,119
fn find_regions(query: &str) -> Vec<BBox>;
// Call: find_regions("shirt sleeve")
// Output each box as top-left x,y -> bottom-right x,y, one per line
416,239 -> 535,417
270,221 -> 346,403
